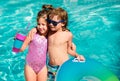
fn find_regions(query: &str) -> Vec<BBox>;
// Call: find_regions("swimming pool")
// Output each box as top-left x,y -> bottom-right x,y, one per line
0,0 -> 120,81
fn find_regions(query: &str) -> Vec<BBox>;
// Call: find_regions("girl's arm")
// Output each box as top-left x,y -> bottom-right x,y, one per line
19,30 -> 34,52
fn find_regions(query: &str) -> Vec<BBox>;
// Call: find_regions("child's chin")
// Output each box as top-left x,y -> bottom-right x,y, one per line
51,28 -> 56,31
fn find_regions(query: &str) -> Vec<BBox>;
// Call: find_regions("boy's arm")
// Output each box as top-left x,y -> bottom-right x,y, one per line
19,29 -> 35,52
67,33 -> 85,61
71,43 -> 76,52
67,33 -> 77,56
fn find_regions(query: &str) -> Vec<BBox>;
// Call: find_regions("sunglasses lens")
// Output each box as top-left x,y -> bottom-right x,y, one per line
52,21 -> 57,26
47,19 -> 64,26
47,19 -> 51,24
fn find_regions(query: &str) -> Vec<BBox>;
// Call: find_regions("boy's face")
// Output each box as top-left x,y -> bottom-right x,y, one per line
48,15 -> 64,32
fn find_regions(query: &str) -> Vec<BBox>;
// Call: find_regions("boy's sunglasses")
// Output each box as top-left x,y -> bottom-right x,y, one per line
46,19 -> 64,26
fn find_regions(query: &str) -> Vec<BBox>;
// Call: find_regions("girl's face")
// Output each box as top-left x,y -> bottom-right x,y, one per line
37,17 -> 48,36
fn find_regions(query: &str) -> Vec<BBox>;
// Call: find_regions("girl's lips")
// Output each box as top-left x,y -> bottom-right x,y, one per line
38,28 -> 43,31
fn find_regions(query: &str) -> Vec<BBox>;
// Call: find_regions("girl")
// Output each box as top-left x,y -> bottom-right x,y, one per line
20,5 -> 53,81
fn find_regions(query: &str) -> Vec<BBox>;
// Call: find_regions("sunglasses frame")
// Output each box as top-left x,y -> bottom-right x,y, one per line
46,19 -> 64,26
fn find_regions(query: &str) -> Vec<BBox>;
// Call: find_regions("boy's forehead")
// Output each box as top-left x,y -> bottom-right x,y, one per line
49,14 -> 61,20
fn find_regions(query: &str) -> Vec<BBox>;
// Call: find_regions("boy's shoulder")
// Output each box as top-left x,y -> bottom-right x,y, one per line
64,30 -> 73,37
65,30 -> 72,33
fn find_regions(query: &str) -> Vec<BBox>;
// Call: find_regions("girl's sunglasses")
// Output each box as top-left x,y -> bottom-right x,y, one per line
46,19 -> 64,26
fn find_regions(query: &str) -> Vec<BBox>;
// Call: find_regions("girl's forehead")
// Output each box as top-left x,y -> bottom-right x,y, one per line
38,17 -> 47,22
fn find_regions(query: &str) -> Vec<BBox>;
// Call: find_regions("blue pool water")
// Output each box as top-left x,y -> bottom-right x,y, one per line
0,0 -> 120,81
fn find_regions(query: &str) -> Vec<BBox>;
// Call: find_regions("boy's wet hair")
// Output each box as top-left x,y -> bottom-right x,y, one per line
49,8 -> 69,31
37,4 -> 53,22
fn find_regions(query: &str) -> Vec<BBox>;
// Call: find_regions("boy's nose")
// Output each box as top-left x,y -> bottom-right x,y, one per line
49,23 -> 53,26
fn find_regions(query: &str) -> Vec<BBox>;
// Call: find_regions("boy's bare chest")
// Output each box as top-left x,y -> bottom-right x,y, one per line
48,33 -> 68,45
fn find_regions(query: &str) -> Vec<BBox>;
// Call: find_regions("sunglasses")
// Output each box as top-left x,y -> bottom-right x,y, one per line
46,19 -> 64,26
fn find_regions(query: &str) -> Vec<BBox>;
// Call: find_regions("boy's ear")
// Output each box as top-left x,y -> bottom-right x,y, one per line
61,23 -> 65,26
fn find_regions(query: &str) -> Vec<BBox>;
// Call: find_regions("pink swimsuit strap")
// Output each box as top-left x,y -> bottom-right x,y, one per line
26,34 -> 47,73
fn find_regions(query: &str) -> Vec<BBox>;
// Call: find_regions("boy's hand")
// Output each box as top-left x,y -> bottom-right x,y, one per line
28,28 -> 37,39
29,28 -> 37,35
76,55 -> 85,61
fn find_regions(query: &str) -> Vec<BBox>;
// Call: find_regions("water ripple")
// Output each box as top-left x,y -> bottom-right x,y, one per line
0,0 -> 120,80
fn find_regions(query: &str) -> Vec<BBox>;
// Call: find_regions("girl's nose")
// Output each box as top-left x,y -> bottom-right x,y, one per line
38,25 -> 42,28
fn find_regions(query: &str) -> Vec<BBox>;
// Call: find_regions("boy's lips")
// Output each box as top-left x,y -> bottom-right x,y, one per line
50,26 -> 55,28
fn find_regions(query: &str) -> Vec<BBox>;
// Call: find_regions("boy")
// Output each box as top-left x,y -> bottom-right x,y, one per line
30,7 -> 85,81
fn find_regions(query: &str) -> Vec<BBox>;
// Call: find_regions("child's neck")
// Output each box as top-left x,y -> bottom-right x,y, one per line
37,32 -> 46,37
